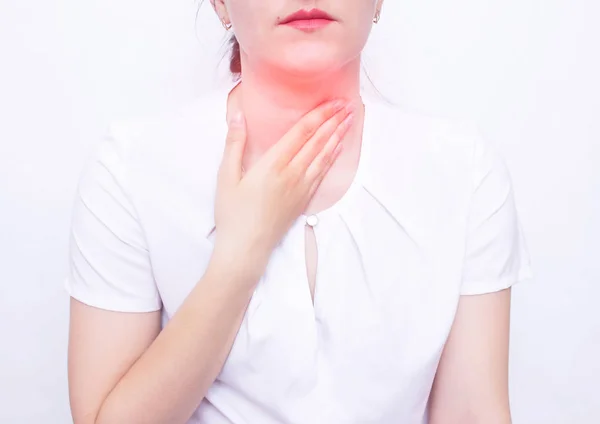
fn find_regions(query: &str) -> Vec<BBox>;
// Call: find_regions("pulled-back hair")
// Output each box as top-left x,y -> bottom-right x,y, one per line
227,33 -> 242,77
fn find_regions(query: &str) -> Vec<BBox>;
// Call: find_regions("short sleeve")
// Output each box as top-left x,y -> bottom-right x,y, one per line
460,124 -> 534,295
65,125 -> 162,312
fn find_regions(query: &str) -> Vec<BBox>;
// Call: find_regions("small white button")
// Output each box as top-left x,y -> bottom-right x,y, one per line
305,214 -> 319,227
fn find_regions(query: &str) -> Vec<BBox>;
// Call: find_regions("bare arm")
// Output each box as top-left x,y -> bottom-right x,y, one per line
69,259 -> 256,424
68,98 -> 354,424
428,288 -> 512,424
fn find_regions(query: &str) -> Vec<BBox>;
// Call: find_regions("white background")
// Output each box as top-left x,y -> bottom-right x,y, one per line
1,0 -> 598,423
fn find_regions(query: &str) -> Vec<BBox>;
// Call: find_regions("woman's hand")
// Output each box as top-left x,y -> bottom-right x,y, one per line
212,98 -> 354,278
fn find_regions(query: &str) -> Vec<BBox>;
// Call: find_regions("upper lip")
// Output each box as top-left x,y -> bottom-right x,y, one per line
279,8 -> 335,24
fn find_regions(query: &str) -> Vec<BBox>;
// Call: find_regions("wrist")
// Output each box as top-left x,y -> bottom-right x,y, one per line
209,241 -> 268,285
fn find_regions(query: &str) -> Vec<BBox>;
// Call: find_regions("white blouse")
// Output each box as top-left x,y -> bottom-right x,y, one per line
66,81 -> 533,424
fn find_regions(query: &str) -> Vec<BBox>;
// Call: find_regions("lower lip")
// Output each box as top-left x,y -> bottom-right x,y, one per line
283,19 -> 333,31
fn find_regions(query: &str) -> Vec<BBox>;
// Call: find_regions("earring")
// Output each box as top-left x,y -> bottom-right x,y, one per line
373,10 -> 381,24
221,17 -> 232,30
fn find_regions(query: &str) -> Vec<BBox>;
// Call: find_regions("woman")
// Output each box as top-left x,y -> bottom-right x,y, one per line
66,0 -> 533,423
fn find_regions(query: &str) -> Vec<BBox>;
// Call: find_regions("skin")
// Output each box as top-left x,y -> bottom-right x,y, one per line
68,1 -> 513,423
428,289 -> 513,424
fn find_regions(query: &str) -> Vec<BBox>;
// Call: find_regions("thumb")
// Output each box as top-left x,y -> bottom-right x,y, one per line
219,111 -> 247,187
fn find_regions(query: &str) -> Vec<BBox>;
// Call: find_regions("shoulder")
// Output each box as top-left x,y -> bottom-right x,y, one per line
362,96 -> 495,196
105,87 -> 228,178
359,97 -> 500,239
85,87 -> 229,235
365,96 -> 481,167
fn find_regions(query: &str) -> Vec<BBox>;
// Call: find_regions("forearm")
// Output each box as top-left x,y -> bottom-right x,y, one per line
95,255 -> 259,424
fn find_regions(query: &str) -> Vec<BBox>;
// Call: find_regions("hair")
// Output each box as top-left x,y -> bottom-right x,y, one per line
197,1 -> 241,78
228,34 -> 242,77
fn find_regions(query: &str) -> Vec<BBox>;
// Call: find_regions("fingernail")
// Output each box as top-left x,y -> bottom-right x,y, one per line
228,111 -> 244,126
345,102 -> 356,114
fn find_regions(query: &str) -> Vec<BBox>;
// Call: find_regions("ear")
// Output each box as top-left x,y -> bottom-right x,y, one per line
376,0 -> 384,15
211,0 -> 230,22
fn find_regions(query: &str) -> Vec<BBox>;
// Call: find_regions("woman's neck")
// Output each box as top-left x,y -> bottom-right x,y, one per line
232,58 -> 364,169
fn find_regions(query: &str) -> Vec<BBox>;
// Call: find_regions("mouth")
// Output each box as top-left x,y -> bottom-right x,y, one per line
279,8 -> 336,28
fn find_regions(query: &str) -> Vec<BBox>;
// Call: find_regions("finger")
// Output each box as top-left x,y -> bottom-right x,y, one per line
308,142 -> 344,197
289,104 -> 353,172
217,111 -> 247,188
304,111 -> 354,184
262,99 -> 347,168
